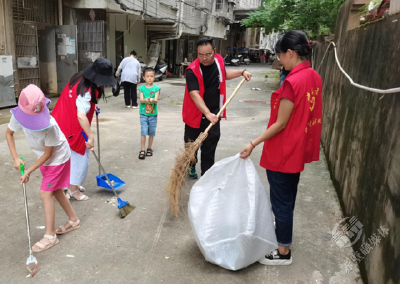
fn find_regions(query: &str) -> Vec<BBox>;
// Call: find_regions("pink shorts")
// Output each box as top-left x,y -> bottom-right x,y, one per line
40,159 -> 71,191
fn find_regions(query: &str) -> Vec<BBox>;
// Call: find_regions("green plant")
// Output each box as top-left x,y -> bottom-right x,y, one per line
243,0 -> 348,38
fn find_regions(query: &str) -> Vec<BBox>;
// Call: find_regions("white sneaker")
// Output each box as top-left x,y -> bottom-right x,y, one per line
126,105 -> 131,108
132,106 -> 138,109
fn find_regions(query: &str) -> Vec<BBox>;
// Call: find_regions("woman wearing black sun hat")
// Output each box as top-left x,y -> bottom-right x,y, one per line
52,58 -> 116,204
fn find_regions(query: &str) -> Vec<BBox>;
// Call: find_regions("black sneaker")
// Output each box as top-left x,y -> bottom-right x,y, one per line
258,249 -> 292,266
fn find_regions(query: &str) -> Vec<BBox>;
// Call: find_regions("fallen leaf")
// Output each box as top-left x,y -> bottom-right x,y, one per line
165,256 -> 170,259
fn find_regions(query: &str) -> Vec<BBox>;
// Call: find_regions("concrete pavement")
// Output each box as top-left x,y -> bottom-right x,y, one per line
0,64 -> 362,284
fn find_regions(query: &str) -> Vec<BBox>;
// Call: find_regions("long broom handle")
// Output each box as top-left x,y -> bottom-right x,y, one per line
90,151 -> 120,199
204,77 -> 246,134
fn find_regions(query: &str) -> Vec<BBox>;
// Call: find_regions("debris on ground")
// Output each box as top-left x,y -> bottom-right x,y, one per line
251,88 -> 262,91
105,197 -> 117,206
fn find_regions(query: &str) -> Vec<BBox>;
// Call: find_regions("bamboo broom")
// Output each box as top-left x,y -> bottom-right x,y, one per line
167,78 -> 247,217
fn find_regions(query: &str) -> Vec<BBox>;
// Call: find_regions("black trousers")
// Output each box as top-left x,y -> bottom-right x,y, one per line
122,81 -> 138,106
267,170 -> 300,246
184,117 -> 220,176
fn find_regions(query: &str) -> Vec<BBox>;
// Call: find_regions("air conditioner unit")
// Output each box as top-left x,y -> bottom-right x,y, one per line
228,0 -> 237,4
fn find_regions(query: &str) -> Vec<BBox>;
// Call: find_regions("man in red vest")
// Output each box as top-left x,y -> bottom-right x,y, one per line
183,37 -> 252,178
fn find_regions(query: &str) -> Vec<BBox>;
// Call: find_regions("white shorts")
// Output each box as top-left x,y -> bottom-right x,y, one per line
70,149 -> 89,186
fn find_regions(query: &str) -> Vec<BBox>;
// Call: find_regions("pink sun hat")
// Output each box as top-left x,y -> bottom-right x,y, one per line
11,84 -> 51,131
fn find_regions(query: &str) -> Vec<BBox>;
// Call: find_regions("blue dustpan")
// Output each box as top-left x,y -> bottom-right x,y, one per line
96,173 -> 126,190
92,109 -> 126,191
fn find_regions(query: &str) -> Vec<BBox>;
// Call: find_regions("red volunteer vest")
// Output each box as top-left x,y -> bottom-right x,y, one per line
182,53 -> 227,128
52,81 -> 97,155
260,61 -> 323,173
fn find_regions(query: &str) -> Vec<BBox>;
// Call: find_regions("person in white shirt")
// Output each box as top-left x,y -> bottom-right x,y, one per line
6,84 -> 80,253
116,50 -> 141,108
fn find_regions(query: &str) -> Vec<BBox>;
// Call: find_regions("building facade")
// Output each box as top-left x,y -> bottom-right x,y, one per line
0,0 -> 237,105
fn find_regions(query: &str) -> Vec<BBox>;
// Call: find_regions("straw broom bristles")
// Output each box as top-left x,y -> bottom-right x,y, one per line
166,78 -> 247,217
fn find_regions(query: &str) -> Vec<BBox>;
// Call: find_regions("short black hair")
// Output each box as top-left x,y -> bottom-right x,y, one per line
197,37 -> 215,49
130,50 -> 137,56
143,67 -> 155,76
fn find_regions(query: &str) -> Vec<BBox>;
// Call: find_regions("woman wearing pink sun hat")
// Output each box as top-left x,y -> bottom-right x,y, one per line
6,84 -> 81,253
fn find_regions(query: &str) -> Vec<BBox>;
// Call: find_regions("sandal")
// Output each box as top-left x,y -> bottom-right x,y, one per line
139,150 -> 146,160
63,186 -> 85,193
146,148 -> 153,157
32,234 -> 59,253
66,189 -> 89,201
56,219 -> 80,235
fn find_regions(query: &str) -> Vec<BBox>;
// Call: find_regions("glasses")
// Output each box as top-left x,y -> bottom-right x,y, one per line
198,52 -> 214,59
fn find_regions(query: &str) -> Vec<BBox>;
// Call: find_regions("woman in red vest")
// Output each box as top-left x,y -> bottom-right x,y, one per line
52,59 -> 116,201
240,31 -> 322,266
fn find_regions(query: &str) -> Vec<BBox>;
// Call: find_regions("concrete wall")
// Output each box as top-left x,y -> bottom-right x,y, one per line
314,1 -> 400,283
106,14 -> 146,67
235,0 -> 262,10
181,0 -> 231,39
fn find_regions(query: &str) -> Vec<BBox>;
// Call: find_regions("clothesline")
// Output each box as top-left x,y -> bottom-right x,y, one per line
316,41 -> 400,94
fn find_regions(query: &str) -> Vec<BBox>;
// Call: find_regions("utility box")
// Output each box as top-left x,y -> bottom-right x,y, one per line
0,56 -> 16,107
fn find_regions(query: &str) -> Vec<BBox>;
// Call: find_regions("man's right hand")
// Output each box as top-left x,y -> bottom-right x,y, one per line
115,72 -> 119,77
205,112 -> 219,125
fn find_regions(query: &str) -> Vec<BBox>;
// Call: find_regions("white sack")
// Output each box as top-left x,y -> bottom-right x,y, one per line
189,154 -> 278,270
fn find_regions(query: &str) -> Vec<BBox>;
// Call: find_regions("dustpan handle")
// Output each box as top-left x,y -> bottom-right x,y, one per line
204,77 -> 246,134
96,107 -> 100,176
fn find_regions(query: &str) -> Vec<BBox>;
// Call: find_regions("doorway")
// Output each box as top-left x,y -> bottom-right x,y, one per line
115,31 -> 124,68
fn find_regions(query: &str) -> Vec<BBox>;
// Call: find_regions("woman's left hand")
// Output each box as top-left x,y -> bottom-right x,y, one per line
85,136 -> 95,151
95,104 -> 100,113
240,144 -> 254,159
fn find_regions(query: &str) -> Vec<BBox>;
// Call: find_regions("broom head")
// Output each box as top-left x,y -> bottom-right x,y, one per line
117,197 -> 135,218
167,132 -> 209,217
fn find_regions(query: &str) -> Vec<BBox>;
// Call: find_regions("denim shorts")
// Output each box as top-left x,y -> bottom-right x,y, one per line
140,114 -> 157,136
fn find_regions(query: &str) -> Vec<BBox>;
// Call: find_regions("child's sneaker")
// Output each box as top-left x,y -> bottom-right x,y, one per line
187,166 -> 198,179
258,249 -> 292,266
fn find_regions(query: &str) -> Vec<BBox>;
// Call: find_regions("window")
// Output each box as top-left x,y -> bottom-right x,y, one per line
216,0 -> 224,11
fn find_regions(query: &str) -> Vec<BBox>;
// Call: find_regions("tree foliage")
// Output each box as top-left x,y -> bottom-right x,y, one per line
242,0 -> 348,38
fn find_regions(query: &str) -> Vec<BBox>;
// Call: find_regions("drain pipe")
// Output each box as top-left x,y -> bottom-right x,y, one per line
58,0 -> 63,25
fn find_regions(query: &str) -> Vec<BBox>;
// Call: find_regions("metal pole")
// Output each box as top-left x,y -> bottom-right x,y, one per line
22,183 -> 33,256
58,0 -> 63,25
96,113 -> 100,176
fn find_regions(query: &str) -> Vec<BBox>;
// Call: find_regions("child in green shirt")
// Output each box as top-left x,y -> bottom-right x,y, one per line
138,68 -> 160,159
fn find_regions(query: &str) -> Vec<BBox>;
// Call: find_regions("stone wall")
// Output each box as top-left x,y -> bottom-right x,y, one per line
314,1 -> 400,283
